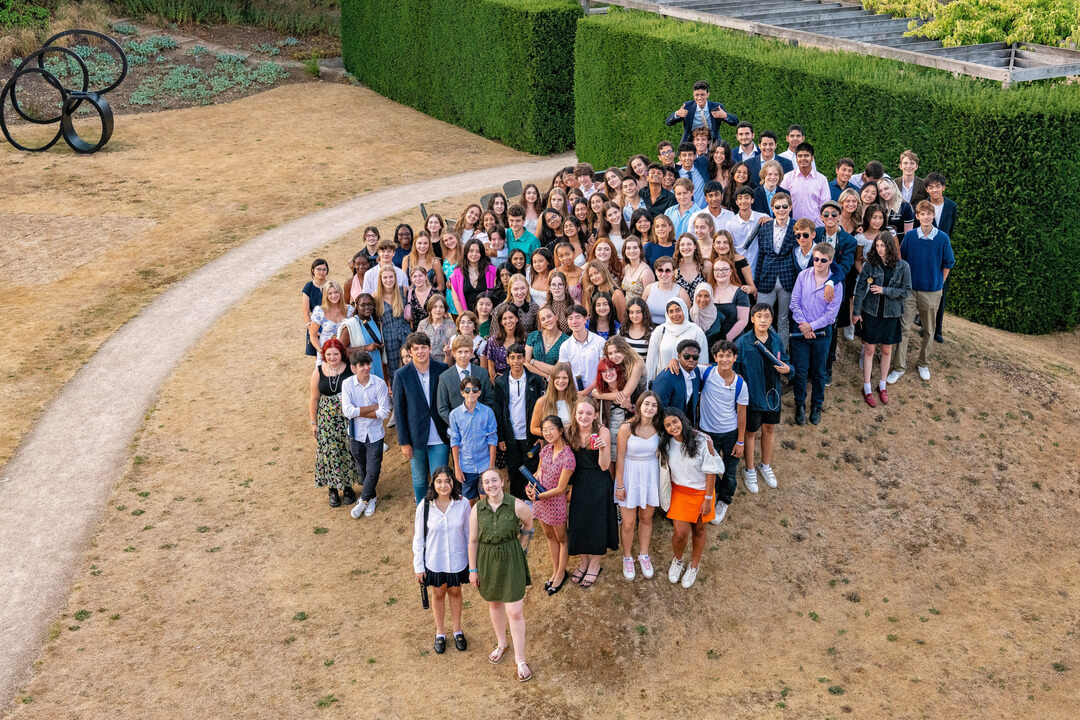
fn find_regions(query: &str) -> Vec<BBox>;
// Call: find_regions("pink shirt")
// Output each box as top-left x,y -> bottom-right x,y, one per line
781,169 -> 831,226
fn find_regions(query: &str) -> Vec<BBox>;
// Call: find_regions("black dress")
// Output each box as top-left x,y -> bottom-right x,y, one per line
463,267 -> 492,312
858,265 -> 902,345
712,288 -> 750,345
567,446 -> 619,556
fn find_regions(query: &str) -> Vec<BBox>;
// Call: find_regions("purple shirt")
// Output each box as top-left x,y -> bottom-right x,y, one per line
781,169 -> 831,225
790,267 -> 842,331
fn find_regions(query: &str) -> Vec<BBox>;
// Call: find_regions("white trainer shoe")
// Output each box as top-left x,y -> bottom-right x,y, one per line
886,370 -> 905,384
759,465 -> 778,489
350,500 -> 367,519
638,554 -> 654,579
622,556 -> 635,581
363,497 -> 377,517
667,557 -> 684,584
843,325 -> 855,341
743,468 -> 759,494
711,501 -> 729,525
680,565 -> 699,589
918,366 -> 931,381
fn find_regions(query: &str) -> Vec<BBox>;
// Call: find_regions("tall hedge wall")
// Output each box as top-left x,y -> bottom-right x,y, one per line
341,0 -> 580,155
575,10 -> 1080,334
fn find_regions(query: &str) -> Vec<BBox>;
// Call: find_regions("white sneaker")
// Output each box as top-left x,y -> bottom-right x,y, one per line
711,501 -> 729,525
680,565 -> 699,589
886,370 -> 905,384
667,557 -> 684,584
350,500 -> 368,519
622,556 -> 635,581
918,366 -> 930,381
759,464 -> 778,489
743,468 -> 759,494
638,554 -> 654,579
363,497 -> 377,517
843,325 -> 855,341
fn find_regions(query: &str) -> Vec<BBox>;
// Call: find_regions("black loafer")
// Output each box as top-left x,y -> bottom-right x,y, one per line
809,406 -> 822,425
328,488 -> 341,507
934,334 -> 944,344
795,406 -> 806,425
342,485 -> 357,505
434,636 -> 446,654
453,632 -> 467,652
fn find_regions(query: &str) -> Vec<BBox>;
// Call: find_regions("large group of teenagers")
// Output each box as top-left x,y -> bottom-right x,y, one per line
300,81 -> 957,682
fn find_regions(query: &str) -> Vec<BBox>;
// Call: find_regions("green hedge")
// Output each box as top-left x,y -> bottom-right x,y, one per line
341,0 -> 580,155
575,10 -> 1080,333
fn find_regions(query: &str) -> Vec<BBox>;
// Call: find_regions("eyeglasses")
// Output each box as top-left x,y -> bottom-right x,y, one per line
773,204 -> 789,210
795,232 -> 812,239
813,257 -> 830,264
822,211 -> 839,218
463,387 -> 481,394
659,149 -> 674,156
656,268 -> 673,273
681,353 -> 700,360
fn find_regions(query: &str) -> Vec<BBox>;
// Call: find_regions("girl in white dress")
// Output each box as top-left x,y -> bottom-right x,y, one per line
614,392 -> 663,581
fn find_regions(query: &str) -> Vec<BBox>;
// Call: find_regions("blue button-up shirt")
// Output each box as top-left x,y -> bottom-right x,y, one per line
448,402 -> 498,474
665,202 -> 703,237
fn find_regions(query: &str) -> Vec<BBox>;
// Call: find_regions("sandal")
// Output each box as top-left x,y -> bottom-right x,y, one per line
488,645 -> 508,665
580,567 -> 602,588
570,567 -> 587,585
517,661 -> 533,683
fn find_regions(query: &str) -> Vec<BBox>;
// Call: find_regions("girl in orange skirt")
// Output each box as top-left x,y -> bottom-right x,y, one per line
659,408 -> 723,589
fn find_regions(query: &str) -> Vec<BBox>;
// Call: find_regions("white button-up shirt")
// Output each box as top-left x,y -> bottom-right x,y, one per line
412,497 -> 470,574
340,374 -> 391,442
558,331 -> 606,389
507,372 -> 528,440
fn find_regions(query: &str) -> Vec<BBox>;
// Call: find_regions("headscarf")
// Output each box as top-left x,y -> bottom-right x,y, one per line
662,297 -> 696,338
690,284 -> 717,334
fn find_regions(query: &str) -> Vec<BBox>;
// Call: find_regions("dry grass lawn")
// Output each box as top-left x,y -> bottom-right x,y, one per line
0,82 -> 529,466
6,191 -> 1079,718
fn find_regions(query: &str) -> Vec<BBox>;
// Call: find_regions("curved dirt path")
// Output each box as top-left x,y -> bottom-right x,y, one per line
0,152 -> 573,706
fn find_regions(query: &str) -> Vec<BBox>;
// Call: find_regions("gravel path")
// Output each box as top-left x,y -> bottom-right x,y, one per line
0,152 -> 574,707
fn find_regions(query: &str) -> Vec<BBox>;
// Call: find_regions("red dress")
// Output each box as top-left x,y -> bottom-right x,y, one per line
533,443 -> 575,526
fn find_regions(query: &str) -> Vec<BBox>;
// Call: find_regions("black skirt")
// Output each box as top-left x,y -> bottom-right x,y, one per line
423,567 -> 470,588
858,313 -> 901,345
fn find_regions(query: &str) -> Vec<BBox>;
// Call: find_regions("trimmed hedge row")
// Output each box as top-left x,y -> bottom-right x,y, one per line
575,10 -> 1080,334
341,0 -> 580,155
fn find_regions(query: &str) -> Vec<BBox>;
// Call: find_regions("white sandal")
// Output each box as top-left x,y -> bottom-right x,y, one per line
516,661 -> 533,682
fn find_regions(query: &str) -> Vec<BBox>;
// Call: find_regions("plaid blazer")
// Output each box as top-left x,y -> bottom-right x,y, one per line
754,220 -> 798,292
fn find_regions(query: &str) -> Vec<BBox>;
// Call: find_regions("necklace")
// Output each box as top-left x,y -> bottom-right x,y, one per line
326,364 -> 345,394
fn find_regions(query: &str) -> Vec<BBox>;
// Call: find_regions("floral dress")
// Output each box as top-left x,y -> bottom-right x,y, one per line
314,365 -> 359,490
309,305 -> 354,366
533,443 -> 575,526
675,268 -> 706,299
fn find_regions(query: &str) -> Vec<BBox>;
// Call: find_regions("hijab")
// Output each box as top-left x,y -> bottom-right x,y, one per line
663,297 -> 697,339
690,285 -> 717,334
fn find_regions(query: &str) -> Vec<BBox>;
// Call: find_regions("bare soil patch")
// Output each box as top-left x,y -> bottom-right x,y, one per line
0,82 -> 529,466
5,195 -> 1078,718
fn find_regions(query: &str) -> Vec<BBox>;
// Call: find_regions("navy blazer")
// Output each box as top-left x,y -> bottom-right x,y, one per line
814,227 -> 859,284
745,154 -> 794,188
752,184 -> 777,216
933,197 -> 957,237
755,220 -> 799,292
652,366 -> 703,421
664,100 -> 738,145
392,360 -> 450,448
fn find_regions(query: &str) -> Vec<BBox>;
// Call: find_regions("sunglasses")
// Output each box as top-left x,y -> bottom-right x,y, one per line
813,257 -> 830,264
773,203 -> 789,210
657,268 -> 673,273
463,387 -> 481,394
795,232 -> 812,239
681,353 -> 700,360
822,211 -> 839,218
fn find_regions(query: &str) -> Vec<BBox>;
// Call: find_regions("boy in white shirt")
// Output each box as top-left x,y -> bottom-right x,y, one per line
697,340 -> 748,524
340,350 -> 392,517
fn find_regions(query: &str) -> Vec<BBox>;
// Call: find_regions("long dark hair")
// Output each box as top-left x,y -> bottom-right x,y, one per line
425,466 -> 461,502
462,238 -> 491,275
589,291 -> 616,333
867,230 -> 901,269
628,391 -> 664,436
658,407 -> 702,465
622,297 -> 655,337
537,208 -> 564,248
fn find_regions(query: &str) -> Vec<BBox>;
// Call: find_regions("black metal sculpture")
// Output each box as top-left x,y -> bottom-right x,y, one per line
1,29 -> 128,154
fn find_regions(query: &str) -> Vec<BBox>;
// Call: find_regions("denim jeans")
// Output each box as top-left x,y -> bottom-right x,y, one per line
349,438 -> 384,502
409,443 -> 450,503
790,327 -> 831,410
705,429 -> 739,505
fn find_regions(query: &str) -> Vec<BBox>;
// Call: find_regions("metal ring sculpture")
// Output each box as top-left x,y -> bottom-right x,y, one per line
1,29 -> 127,153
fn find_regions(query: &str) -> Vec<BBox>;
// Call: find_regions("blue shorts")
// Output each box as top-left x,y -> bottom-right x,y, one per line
461,471 -> 484,500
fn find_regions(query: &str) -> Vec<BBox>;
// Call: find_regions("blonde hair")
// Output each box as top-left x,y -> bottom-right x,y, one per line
373,265 -> 404,317
407,233 -> 438,275
540,362 -> 579,423
837,188 -> 862,221
878,177 -> 902,214
320,280 -> 348,317
581,260 -> 617,301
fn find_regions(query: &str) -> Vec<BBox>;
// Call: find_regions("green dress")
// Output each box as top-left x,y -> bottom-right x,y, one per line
476,497 -> 531,602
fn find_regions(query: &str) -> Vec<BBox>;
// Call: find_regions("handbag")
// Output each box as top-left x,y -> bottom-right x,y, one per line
419,499 -> 430,610
658,456 -> 672,512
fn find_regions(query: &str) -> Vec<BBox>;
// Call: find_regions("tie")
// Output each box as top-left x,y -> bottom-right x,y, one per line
698,105 -> 708,131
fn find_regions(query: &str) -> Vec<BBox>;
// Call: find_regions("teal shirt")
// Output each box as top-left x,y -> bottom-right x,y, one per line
507,228 -> 539,257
